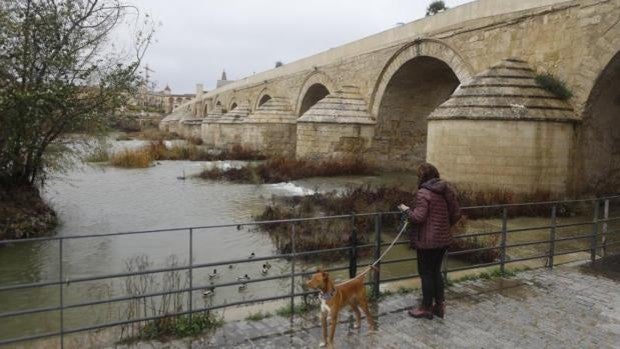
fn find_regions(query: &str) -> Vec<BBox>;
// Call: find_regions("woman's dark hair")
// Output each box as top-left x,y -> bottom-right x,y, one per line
417,163 -> 440,187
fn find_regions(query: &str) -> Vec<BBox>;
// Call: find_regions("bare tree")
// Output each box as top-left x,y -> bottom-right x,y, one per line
0,0 -> 155,188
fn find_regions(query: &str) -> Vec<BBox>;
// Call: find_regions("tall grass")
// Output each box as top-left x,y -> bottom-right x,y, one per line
84,143 -> 110,163
119,255 -> 222,343
108,142 -> 266,168
110,148 -> 154,168
198,157 -> 373,183
254,186 -> 568,263
128,128 -> 181,141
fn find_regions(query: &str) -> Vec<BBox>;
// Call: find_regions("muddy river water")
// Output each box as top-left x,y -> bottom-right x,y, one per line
5,140 -> 616,344
0,140 -> 470,341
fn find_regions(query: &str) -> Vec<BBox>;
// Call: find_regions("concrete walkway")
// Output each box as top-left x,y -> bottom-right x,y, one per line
119,260 -> 620,349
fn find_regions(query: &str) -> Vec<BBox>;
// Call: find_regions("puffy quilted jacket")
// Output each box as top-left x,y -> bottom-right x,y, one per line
406,178 -> 461,249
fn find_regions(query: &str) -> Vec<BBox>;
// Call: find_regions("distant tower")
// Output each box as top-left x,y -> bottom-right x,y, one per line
163,84 -> 173,113
216,70 -> 234,88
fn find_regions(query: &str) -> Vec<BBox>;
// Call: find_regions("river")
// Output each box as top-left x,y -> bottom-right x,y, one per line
2,139 -> 462,343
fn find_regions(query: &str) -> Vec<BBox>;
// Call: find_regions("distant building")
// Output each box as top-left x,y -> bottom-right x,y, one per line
216,70 -> 235,89
128,84 -> 202,114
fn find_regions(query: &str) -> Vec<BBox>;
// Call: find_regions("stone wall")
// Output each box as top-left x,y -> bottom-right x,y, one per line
296,123 -> 374,160
427,119 -> 575,194
241,123 -> 297,157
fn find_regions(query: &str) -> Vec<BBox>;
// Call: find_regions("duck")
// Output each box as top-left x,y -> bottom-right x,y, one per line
248,252 -> 255,259
208,269 -> 218,279
228,264 -> 234,269
261,264 -> 269,275
238,283 -> 247,291
203,287 -> 215,296
237,274 -> 251,281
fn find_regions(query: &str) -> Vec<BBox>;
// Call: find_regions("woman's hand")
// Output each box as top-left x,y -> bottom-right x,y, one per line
398,204 -> 410,212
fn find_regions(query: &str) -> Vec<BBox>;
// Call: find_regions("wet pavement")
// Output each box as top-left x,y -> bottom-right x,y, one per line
115,259 -> 620,349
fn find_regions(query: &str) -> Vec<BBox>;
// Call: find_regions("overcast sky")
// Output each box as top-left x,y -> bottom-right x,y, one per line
128,0 -> 473,94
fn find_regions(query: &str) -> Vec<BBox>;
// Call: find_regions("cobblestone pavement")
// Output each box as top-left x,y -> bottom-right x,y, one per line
120,262 -> 620,349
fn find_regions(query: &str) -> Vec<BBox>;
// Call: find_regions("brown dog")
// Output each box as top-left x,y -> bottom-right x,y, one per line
306,269 -> 375,347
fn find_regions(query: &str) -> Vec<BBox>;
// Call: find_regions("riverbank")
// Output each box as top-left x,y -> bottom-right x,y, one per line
253,186 -> 577,263
198,157 -> 374,184
0,186 -> 57,240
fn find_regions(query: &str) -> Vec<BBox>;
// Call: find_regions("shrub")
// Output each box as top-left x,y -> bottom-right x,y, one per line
84,144 -> 110,163
187,136 -> 204,145
130,128 -> 181,141
110,148 -> 153,168
426,1 -> 447,16
115,134 -> 133,141
535,73 -> 573,100
245,311 -> 272,321
118,255 -> 223,343
253,186 -> 570,263
198,157 -> 373,184
275,303 -> 318,317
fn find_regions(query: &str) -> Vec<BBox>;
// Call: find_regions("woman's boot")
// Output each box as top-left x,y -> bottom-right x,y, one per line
433,302 -> 445,319
407,305 -> 433,319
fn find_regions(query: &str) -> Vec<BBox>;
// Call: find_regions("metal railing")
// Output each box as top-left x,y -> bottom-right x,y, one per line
1,196 -> 620,347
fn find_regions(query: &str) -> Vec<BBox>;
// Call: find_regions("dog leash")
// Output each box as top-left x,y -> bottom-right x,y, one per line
335,215 -> 409,287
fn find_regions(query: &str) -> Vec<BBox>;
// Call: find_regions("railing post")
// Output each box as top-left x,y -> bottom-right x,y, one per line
602,199 -> 609,258
500,208 -> 508,275
349,214 -> 358,279
189,228 -> 193,322
591,200 -> 600,264
59,239 -> 64,349
290,224 -> 296,316
548,204 -> 557,269
372,214 -> 381,298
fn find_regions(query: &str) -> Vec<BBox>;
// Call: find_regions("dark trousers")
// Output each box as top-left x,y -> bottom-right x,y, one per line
417,248 -> 447,307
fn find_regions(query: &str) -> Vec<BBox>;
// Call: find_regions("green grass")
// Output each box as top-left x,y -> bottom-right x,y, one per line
115,134 -> 133,141
275,302 -> 318,317
118,312 -> 223,344
396,286 -> 416,295
245,310 -> 272,321
446,266 -> 528,286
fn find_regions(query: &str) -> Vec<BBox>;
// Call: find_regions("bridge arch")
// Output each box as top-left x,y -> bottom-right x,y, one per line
255,88 -> 273,110
580,50 -> 620,193
369,39 -> 472,167
370,39 -> 473,116
295,71 -> 335,116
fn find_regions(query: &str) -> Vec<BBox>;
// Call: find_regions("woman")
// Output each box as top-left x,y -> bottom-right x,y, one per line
398,163 -> 460,319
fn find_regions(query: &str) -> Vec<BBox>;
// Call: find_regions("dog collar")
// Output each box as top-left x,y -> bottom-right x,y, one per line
320,291 -> 334,300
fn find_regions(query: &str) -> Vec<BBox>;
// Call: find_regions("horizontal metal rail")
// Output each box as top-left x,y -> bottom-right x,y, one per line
2,195 -> 618,245
1,197 -> 620,347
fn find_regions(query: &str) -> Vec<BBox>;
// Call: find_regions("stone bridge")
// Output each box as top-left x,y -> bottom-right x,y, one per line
160,0 -> 620,196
